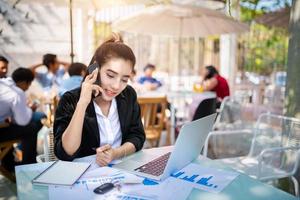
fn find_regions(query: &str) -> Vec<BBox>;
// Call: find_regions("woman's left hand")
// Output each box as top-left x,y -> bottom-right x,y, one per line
95,144 -> 116,166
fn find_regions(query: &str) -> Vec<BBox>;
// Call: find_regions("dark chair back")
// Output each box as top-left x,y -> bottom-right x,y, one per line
192,98 -> 217,121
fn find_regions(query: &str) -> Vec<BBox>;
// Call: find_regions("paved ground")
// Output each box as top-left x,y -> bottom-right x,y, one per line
0,175 -> 17,200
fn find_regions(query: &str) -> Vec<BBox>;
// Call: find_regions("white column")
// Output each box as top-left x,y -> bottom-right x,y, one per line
220,34 -> 237,89
75,7 -> 95,63
219,0 -> 239,91
193,37 -> 200,75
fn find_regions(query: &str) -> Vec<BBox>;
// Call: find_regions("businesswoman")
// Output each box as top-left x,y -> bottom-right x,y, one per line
53,33 -> 145,166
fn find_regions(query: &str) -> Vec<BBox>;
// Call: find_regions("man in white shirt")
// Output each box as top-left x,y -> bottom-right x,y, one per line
0,68 -> 44,171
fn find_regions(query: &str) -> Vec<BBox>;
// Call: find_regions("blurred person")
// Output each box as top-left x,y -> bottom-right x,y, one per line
128,69 -> 143,93
58,62 -> 87,97
201,65 -> 230,102
30,54 -> 70,90
0,68 -> 45,171
53,33 -> 145,166
0,55 -> 9,78
138,63 -> 162,91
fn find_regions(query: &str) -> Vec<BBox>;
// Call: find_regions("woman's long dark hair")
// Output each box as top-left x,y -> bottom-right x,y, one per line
204,65 -> 219,80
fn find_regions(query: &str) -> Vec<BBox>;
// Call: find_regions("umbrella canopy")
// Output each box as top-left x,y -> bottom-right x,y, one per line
21,0 -> 147,9
255,7 -> 290,30
112,4 -> 249,37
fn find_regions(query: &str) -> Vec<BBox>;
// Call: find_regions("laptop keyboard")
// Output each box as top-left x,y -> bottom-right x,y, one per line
134,152 -> 171,176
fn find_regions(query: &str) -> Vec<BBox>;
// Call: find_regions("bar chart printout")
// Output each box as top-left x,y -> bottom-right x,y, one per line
171,163 -> 239,193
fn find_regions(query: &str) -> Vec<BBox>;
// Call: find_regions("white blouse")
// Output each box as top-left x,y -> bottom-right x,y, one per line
93,98 -> 122,148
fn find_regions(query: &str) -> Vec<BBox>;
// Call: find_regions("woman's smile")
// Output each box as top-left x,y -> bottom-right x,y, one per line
104,89 -> 118,97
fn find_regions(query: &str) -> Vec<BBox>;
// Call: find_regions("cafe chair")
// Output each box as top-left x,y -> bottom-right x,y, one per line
204,113 -> 300,196
192,97 -> 216,121
138,96 -> 168,147
36,127 -> 57,162
0,140 -> 20,182
214,96 -> 244,130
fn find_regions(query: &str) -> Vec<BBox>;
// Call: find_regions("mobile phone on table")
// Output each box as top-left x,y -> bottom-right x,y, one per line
87,62 -> 101,97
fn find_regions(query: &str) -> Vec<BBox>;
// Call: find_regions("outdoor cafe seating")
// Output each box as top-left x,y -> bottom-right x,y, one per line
203,113 -> 300,197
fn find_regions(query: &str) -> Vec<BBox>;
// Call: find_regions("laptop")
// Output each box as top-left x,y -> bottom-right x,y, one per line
113,113 -> 217,181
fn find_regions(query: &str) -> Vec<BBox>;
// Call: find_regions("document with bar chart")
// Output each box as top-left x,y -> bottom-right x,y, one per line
170,163 -> 239,193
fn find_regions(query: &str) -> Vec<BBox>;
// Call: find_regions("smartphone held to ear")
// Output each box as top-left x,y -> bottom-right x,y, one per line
87,62 -> 101,98
87,63 -> 101,85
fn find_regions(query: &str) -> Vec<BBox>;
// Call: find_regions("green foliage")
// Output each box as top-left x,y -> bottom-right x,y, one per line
240,24 -> 288,74
240,6 -> 264,22
235,0 -> 290,74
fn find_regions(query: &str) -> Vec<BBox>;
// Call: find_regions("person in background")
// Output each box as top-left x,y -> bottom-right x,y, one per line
128,69 -> 143,93
54,33 -> 145,166
0,55 -> 9,78
0,68 -> 45,171
201,65 -> 230,104
138,63 -> 162,91
58,62 -> 87,97
30,54 -> 70,90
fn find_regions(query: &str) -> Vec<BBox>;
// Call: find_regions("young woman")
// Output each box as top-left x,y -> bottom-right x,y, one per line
201,65 -> 230,101
53,33 -> 145,166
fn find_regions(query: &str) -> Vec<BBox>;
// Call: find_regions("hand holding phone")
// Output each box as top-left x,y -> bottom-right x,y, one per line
87,63 -> 101,85
87,63 -> 101,98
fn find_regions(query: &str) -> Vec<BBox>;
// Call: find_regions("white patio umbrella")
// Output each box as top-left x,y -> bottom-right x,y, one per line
112,4 -> 249,37
112,4 -> 249,74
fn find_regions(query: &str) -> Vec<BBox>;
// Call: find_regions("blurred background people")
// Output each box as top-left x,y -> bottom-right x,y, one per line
58,62 -> 87,97
0,55 -> 9,78
138,63 -> 162,91
201,65 -> 230,103
0,68 -> 45,171
128,69 -> 143,93
30,53 -> 70,90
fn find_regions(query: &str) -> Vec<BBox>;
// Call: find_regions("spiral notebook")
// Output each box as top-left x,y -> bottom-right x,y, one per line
32,160 -> 91,186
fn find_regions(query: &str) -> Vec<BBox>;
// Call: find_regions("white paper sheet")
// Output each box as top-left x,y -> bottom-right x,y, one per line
48,163 -> 239,200
119,178 -> 192,200
170,163 -> 239,193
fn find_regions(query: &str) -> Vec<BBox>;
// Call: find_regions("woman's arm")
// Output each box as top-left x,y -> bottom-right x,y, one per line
60,69 -> 103,156
61,102 -> 88,156
203,77 -> 218,91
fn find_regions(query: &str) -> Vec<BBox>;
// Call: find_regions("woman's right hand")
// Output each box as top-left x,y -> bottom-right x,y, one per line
78,68 -> 103,106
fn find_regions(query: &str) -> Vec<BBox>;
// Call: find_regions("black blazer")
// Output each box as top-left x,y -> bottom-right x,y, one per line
53,85 -> 145,161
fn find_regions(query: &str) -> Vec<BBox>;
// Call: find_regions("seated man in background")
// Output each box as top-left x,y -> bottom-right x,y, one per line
0,55 -> 9,78
58,62 -> 87,97
0,68 -> 45,171
201,65 -> 230,103
138,63 -> 162,91
30,53 -> 70,90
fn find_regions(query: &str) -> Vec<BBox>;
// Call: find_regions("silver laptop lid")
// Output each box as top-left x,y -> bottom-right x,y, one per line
160,113 -> 216,180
